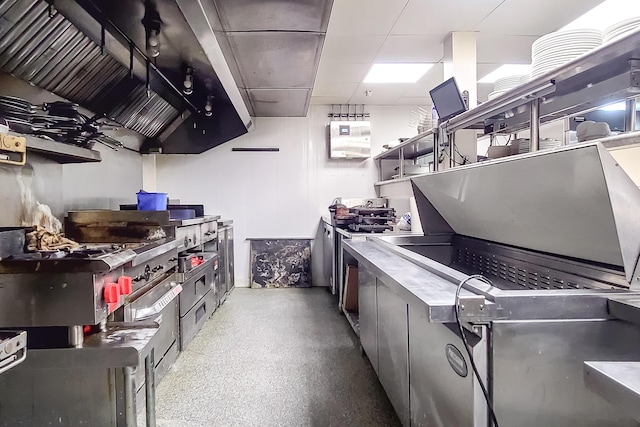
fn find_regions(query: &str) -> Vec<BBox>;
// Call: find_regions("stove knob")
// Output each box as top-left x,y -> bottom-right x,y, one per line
118,276 -> 133,295
103,283 -> 120,304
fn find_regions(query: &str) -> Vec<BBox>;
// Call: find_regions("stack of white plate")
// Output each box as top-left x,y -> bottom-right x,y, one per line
517,138 -> 562,154
488,74 -> 528,100
531,29 -> 602,78
603,17 -> 640,43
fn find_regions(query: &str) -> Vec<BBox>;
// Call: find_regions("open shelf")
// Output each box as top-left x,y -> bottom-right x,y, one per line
374,128 -> 436,161
9,132 -> 102,164
343,307 -> 360,337
444,29 -> 640,136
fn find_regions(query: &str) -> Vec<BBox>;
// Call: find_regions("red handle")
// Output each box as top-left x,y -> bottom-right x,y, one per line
118,276 -> 133,295
103,283 -> 121,304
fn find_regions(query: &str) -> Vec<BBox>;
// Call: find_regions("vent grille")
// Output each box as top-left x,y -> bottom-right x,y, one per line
0,0 -> 179,138
454,247 -> 588,290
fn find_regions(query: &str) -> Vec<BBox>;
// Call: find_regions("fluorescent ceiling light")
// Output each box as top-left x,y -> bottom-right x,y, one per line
599,102 -> 627,111
478,64 -> 531,83
562,0 -> 640,31
363,63 -> 434,83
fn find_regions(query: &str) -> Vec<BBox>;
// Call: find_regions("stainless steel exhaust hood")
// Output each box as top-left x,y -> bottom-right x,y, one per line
0,0 -> 332,154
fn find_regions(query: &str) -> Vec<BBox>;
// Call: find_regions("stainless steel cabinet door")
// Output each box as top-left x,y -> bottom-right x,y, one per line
492,320 -> 640,427
408,306 -> 478,427
322,224 -> 333,289
377,279 -> 409,426
358,264 -> 378,373
227,227 -> 234,290
218,232 -> 227,292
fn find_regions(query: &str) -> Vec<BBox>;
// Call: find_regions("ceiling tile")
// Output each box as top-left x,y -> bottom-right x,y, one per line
349,95 -> 403,105
406,63 -> 444,96
394,97 -> 434,106
327,0 -> 410,36
312,82 -> 358,97
476,0 -> 604,36
375,35 -> 444,62
310,96 -> 351,105
214,0 -> 333,32
315,61 -> 370,83
228,32 -> 324,88
477,34 -> 537,64
349,82 -> 412,105
391,0 -> 503,35
321,35 -> 387,63
249,89 -> 311,116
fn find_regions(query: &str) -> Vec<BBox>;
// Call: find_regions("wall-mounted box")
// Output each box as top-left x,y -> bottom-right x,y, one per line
328,121 -> 371,159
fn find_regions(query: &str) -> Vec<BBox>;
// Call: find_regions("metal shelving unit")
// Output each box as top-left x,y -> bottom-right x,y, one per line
441,28 -> 640,155
374,128 -> 437,181
11,132 -> 102,164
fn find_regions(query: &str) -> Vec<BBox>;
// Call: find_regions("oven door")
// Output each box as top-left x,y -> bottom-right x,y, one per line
123,273 -> 181,390
178,258 -> 214,316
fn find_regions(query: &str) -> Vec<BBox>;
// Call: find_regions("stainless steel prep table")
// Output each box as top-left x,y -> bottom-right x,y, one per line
0,323 -> 159,427
344,142 -> 640,427
332,225 -> 423,336
334,226 -> 422,307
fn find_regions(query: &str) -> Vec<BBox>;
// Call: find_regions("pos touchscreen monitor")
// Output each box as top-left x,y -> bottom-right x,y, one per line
429,77 -> 467,122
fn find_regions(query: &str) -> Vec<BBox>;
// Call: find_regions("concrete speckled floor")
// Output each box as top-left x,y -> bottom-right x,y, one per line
155,288 -> 400,427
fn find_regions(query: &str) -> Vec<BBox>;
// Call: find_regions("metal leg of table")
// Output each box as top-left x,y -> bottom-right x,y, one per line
145,350 -> 156,427
123,366 -> 137,427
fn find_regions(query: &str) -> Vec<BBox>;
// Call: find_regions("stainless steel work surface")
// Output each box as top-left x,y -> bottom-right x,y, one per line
585,361 -> 640,423
343,240 -> 475,323
170,215 -> 220,227
12,324 -> 159,369
334,227 -> 422,240
411,143 -> 640,282
607,296 -> 640,327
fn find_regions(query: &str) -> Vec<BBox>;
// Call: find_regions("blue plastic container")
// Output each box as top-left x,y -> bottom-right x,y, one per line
137,191 -> 168,211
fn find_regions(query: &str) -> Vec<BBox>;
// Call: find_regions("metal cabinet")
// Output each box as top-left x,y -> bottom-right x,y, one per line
492,320 -> 640,427
376,279 -> 410,426
359,264 -> 377,373
408,306 -> 484,427
322,222 -> 334,290
217,231 -> 226,295
227,226 -> 234,292
217,224 -> 234,298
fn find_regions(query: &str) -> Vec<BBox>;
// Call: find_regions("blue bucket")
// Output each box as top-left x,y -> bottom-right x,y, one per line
137,191 -> 168,211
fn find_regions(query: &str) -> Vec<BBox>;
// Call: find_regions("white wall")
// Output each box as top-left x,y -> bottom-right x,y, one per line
154,105 -> 419,287
63,145 -> 143,211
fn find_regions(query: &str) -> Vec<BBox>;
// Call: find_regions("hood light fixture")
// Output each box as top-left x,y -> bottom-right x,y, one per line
204,96 -> 214,117
183,67 -> 194,95
142,4 -> 162,58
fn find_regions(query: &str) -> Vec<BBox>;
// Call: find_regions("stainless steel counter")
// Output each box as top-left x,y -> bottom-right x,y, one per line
170,215 -> 220,227
342,144 -> 640,427
0,323 -> 160,426
334,226 -> 421,240
344,239 -> 478,323
585,362 -> 640,423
